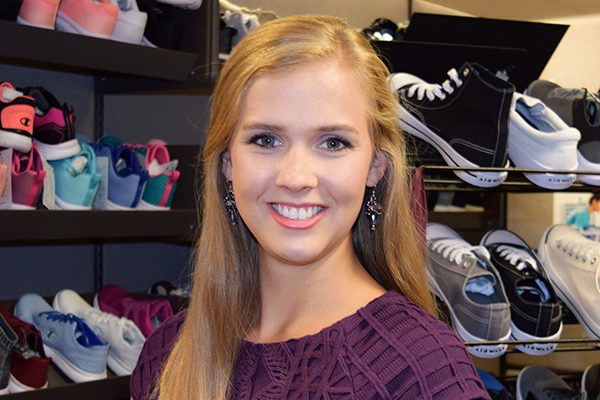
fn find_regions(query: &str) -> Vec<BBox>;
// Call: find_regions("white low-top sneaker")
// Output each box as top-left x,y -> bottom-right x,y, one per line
53,289 -> 145,376
107,0 -> 148,44
508,93 -> 581,190
537,224 -> 600,340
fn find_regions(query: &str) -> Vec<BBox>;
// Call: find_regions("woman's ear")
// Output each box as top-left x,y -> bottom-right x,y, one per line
366,151 -> 388,187
222,150 -> 233,181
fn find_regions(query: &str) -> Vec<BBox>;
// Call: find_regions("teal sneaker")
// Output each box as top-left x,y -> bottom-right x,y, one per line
49,143 -> 101,210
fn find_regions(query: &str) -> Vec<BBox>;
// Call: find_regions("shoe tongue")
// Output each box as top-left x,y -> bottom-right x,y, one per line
69,155 -> 88,176
584,92 -> 600,126
2,84 -> 22,102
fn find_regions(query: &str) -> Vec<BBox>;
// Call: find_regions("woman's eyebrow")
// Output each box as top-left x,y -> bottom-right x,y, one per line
241,123 -> 285,133
318,125 -> 359,135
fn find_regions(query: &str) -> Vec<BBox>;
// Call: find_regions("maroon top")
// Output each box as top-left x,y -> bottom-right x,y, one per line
131,291 -> 490,400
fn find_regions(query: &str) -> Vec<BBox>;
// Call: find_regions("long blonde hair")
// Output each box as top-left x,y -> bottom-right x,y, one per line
156,14 -> 435,400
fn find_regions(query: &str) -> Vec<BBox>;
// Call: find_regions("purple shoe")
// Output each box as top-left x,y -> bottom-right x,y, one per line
93,285 -> 173,338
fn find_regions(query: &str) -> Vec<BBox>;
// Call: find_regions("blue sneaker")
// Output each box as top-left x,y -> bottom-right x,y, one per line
49,143 -> 102,210
478,369 -> 514,400
93,143 -> 148,210
13,293 -> 109,383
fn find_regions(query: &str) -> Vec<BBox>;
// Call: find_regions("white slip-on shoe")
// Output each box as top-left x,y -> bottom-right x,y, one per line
537,224 -> 600,341
508,92 -> 580,190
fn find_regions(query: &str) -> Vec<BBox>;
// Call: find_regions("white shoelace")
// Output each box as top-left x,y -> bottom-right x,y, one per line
406,68 -> 463,101
497,245 -> 536,271
556,240 -> 600,264
82,310 -> 139,343
430,238 -> 490,264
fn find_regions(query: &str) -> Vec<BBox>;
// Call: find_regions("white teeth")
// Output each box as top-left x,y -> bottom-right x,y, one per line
273,204 -> 322,220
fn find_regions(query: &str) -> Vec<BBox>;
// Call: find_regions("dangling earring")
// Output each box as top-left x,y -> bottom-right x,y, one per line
365,186 -> 382,231
223,181 -> 237,226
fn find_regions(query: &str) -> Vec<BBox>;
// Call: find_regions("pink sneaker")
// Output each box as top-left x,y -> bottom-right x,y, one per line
94,285 -> 173,338
55,0 -> 119,39
10,144 -> 46,210
17,0 -> 61,29
0,82 -> 35,153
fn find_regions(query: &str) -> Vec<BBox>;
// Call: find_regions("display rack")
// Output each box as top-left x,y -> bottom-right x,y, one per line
0,2 -> 216,397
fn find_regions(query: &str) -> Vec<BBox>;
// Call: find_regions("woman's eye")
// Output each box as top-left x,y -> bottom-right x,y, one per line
251,134 -> 280,148
318,137 -> 350,152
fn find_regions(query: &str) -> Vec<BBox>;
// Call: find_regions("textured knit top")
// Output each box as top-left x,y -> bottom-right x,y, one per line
130,291 -> 490,400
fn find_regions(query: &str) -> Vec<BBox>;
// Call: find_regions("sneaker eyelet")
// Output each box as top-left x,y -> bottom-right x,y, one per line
463,68 -> 469,76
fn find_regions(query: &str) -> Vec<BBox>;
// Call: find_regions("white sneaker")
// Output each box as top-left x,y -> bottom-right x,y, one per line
107,0 -> 148,44
53,289 -> 146,376
537,224 -> 600,340
508,93 -> 580,189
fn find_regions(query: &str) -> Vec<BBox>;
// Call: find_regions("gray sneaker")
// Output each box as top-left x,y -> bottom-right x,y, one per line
517,365 -> 587,400
582,364 -> 600,400
426,222 -> 511,358
526,80 -> 600,186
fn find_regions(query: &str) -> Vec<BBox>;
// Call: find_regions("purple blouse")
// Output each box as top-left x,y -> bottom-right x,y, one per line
131,291 -> 490,400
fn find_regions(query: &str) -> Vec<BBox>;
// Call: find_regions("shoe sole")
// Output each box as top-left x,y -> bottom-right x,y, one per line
538,226 -> 600,340
137,199 -> 170,211
43,344 -> 107,383
108,353 -> 134,376
510,320 -> 563,355
426,269 -> 510,358
0,130 -> 32,153
508,137 -> 576,190
397,107 -> 508,188
8,374 -> 48,393
34,138 -> 81,161
55,195 -> 92,210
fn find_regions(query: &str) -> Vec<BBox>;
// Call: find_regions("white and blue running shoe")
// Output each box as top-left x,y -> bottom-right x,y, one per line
14,293 -> 109,383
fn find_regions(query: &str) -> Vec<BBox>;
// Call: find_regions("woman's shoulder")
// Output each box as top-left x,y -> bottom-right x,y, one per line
130,309 -> 188,400
340,291 -> 489,400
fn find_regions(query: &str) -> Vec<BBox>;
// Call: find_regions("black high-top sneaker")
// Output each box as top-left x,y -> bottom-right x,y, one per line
390,63 -> 515,187
526,80 -> 600,186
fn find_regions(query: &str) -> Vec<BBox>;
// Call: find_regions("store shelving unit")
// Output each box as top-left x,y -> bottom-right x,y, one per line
0,1 -> 217,398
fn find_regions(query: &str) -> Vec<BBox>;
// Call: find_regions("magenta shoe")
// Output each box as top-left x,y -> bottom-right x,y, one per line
93,285 -> 173,338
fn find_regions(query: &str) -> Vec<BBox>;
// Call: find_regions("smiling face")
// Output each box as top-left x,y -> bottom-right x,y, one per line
222,59 -> 387,268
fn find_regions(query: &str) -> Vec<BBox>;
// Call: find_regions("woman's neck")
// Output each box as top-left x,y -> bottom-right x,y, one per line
247,240 -> 385,344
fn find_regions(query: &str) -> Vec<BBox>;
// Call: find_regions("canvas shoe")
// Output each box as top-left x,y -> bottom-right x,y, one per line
516,366 -> 586,400
55,0 -> 119,40
53,289 -> 145,376
390,63 -> 514,188
13,293 -> 109,383
17,0 -> 60,29
538,224 -> 600,341
10,144 -> 46,210
426,222 -> 511,358
17,87 -> 81,161
582,364 -> 600,400
93,142 -> 148,210
106,0 -> 147,44
94,285 -> 173,338
508,92 -> 580,190
481,229 -> 563,355
0,82 -> 35,153
526,80 -> 600,186
49,143 -> 101,210
0,302 -> 51,393
222,9 -> 260,49
0,314 -> 18,395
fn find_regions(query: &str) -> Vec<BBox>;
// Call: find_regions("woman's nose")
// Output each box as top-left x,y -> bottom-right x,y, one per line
275,147 -> 318,192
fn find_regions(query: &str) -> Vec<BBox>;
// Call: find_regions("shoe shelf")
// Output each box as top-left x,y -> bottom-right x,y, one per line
0,210 -> 197,243
3,374 -> 130,400
0,0 -> 220,93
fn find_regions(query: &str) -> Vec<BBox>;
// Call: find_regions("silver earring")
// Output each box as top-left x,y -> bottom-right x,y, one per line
365,186 -> 382,231
223,182 -> 237,226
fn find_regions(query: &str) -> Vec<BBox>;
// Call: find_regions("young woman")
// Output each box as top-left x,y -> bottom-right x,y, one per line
130,14 -> 490,400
